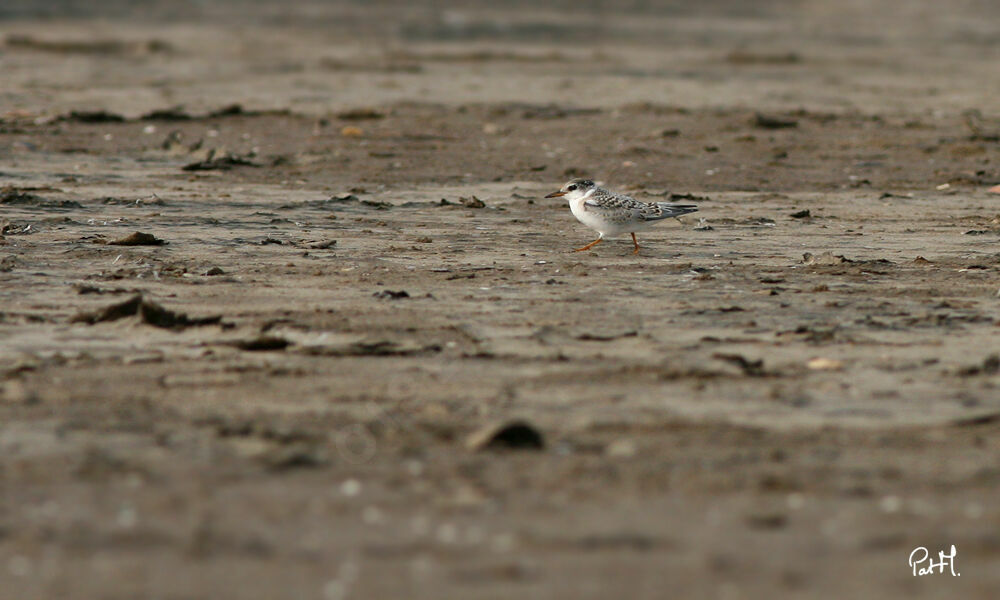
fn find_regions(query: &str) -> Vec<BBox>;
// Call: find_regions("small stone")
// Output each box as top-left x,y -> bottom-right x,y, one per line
746,513 -> 788,529
340,479 -> 362,497
336,108 -> 384,120
436,523 -> 459,544
802,251 -> 847,266
116,505 -> 138,529
466,420 -> 544,451
605,439 -> 637,458
341,126 -> 363,137
373,290 -> 410,300
108,232 -> 165,246
786,493 -> 806,510
754,113 -> 798,129
204,266 -> 225,276
233,336 -> 291,351
262,442 -> 327,470
405,459 -> 425,477
459,196 -> 485,208
879,495 -> 902,513
807,357 -> 844,371
1,380 -> 36,404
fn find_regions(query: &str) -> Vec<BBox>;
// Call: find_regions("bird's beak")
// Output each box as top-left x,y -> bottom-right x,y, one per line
545,191 -> 566,198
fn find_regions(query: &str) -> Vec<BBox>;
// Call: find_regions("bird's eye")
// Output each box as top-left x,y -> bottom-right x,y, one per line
567,185 -> 577,191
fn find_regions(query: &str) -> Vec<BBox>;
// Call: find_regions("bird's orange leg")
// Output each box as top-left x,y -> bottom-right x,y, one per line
574,237 -> 603,252
631,233 -> 640,255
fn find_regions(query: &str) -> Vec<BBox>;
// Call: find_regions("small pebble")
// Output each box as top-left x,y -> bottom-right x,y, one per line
605,439 -> 637,458
340,479 -> 362,497
879,495 -> 901,513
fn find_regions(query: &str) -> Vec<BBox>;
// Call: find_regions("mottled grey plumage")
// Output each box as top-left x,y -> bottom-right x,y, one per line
544,178 -> 700,254
583,186 -> 698,224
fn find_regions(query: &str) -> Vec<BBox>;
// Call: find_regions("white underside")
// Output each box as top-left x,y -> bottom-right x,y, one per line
568,195 -> 657,238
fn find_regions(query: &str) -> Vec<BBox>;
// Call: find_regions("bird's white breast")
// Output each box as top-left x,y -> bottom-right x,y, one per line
568,189 -> 614,235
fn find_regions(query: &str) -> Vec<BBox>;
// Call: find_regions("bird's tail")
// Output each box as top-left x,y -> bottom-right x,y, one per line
656,203 -> 699,218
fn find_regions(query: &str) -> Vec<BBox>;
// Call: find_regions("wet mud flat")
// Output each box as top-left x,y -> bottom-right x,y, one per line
3,103 -> 1000,599
4,2 -> 1000,598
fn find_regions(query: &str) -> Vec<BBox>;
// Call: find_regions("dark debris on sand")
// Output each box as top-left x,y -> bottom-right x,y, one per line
107,232 -> 166,246
182,151 -> 260,171
71,294 -> 222,330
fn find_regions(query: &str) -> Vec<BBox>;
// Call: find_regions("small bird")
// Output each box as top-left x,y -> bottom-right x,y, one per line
545,178 -> 698,254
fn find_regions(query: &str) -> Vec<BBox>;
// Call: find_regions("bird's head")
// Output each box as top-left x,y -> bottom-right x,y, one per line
545,178 -> 596,201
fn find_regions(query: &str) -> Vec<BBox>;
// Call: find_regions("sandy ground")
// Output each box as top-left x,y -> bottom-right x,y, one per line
3,1 -> 1000,598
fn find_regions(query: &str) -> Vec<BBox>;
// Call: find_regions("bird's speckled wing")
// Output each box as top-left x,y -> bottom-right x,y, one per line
584,189 -> 698,222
